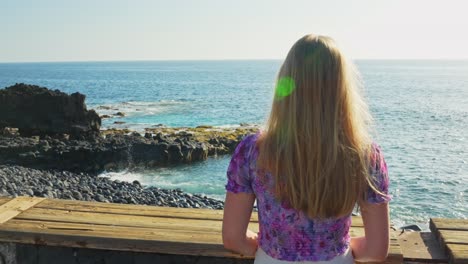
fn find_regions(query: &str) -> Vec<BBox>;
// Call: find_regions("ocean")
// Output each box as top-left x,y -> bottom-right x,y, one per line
0,60 -> 466,229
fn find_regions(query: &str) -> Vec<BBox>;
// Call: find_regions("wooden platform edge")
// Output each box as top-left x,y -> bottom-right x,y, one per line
430,218 -> 468,264
387,236 -> 404,264
0,196 -> 450,264
0,228 -> 253,259
0,197 -> 45,224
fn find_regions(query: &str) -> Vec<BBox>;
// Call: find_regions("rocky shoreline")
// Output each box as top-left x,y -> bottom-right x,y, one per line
0,83 -> 262,210
0,125 -> 258,174
0,165 -> 225,209
0,124 -> 259,210
0,84 -> 257,174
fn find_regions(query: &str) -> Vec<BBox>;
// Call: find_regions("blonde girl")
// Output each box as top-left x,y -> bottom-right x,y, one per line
222,34 -> 391,263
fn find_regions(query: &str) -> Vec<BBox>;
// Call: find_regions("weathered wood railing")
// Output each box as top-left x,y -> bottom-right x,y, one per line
0,196 -> 465,263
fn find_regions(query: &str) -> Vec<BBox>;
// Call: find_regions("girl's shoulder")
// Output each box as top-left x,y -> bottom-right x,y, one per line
237,130 -> 262,150
366,142 -> 391,204
369,142 -> 386,168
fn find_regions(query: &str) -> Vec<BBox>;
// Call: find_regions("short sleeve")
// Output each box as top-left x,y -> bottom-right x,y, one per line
366,143 -> 392,204
225,134 -> 256,194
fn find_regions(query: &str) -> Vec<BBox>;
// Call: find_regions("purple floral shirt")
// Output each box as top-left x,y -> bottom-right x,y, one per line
225,133 -> 390,261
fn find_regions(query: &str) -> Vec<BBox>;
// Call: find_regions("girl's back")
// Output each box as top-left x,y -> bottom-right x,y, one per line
226,132 -> 389,262
222,34 -> 391,263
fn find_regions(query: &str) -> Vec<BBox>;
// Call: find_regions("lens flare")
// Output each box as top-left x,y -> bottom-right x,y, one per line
275,77 -> 296,99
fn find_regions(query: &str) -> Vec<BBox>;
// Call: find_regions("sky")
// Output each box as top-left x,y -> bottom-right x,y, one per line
1,0 -> 468,62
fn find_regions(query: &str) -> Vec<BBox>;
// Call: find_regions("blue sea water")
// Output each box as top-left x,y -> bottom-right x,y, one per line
0,60 -> 467,229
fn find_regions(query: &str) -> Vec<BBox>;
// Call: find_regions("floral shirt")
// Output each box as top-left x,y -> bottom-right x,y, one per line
225,133 -> 391,261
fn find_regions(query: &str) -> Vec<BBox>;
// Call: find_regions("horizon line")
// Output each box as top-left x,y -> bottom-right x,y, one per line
1,58 -> 468,64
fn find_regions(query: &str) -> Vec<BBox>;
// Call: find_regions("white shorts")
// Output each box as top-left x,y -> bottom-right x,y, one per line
254,247 -> 354,264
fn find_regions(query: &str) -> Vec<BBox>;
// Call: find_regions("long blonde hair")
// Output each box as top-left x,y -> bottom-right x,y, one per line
257,34 -> 375,218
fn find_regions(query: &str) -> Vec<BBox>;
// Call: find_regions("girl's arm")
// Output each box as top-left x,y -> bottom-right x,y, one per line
222,191 -> 258,256
351,202 -> 390,262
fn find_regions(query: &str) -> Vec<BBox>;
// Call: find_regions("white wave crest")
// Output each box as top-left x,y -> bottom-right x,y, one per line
92,100 -> 188,117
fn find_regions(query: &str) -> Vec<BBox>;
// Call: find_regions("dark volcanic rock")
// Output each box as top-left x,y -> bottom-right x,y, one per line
0,83 -> 257,173
0,125 -> 258,173
0,165 -> 225,209
0,83 -> 101,137
0,133 -> 212,173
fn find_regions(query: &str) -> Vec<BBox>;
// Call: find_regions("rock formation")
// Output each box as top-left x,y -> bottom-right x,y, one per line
0,127 -> 257,173
0,83 -> 258,173
0,83 -> 100,137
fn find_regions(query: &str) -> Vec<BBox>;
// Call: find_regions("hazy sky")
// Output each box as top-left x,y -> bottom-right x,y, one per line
1,0 -> 468,62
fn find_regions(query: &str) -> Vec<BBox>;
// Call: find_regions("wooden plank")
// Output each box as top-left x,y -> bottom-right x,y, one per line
0,219 -> 402,262
0,219 -> 249,258
439,230 -> 468,245
0,197 -> 12,205
0,196 -> 45,224
447,244 -> 468,264
350,226 -> 365,237
351,216 -> 364,227
398,232 -> 447,262
430,218 -> 468,264
16,205 -> 364,236
37,198 -> 259,222
16,207 -> 260,233
2,219 -> 224,244
431,218 -> 448,258
431,218 -> 468,232
388,237 -> 404,264
36,198 -> 364,226
17,206 -> 364,239
0,197 -> 400,261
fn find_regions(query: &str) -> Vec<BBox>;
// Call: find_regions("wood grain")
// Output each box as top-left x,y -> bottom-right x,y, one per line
0,196 -> 45,224
0,220 -> 249,258
430,217 -> 468,264
37,198 -> 258,222
0,196 -> 406,262
398,232 -> 447,262
35,198 -> 364,226
431,218 -> 468,232
447,244 -> 468,264
16,207 -> 260,233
